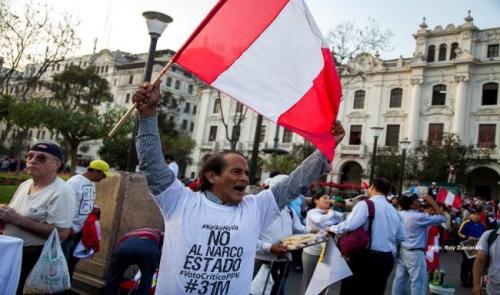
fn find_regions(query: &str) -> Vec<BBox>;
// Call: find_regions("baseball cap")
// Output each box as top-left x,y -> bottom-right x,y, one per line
335,196 -> 345,203
72,240 -> 94,259
88,159 -> 111,177
30,142 -> 63,161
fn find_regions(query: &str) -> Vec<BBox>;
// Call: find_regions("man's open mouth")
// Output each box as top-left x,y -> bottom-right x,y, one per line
234,185 -> 245,193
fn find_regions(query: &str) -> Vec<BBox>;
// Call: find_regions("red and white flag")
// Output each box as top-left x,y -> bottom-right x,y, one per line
436,188 -> 462,209
172,0 -> 342,160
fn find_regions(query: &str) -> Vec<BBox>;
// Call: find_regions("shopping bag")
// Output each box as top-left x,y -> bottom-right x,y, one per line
23,229 -> 71,294
250,264 -> 274,295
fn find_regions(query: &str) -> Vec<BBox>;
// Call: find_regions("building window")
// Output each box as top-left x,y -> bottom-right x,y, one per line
282,129 -> 293,143
482,82 -> 498,105
353,90 -> 365,109
427,45 -> 435,62
487,44 -> 499,58
385,125 -> 400,146
432,84 -> 447,105
438,44 -> 447,61
181,120 -> 188,130
235,102 -> 244,113
450,43 -> 459,60
259,125 -> 266,142
208,126 -> 217,141
166,77 -> 172,87
174,80 -> 181,90
349,125 -> 362,145
184,102 -> 191,113
190,122 -> 194,132
125,93 -> 130,103
389,88 -> 403,108
428,124 -> 444,145
28,130 -> 32,138
188,84 -> 194,94
193,105 -> 197,115
129,75 -> 133,84
478,124 -> 496,148
213,98 -> 221,113
105,65 -> 109,73
56,64 -> 60,71
231,125 -> 240,140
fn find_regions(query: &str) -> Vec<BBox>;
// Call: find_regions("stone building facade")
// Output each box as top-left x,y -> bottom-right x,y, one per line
333,15 -> 500,199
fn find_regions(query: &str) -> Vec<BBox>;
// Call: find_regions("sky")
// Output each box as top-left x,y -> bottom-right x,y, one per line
5,0 -> 500,60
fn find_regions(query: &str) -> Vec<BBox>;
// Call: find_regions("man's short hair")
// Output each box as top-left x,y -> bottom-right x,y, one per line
164,154 -> 174,161
399,193 -> 419,210
270,170 -> 284,178
199,151 -> 245,192
371,177 -> 391,195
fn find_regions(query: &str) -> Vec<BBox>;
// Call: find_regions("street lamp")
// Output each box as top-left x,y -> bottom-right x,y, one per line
126,11 -> 173,172
398,139 -> 411,195
369,126 -> 384,183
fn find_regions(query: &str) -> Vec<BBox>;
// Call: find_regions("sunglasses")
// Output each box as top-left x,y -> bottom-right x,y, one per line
26,152 -> 57,163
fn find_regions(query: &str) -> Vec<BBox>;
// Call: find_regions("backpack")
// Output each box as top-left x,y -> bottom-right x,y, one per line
487,229 -> 499,250
338,199 -> 375,257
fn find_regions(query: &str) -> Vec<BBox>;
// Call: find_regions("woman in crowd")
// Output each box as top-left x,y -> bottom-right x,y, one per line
300,192 -> 343,294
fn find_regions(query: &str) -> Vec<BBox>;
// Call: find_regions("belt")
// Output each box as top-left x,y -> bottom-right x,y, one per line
404,248 -> 425,252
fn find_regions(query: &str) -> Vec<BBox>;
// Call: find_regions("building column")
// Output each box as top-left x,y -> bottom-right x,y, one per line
452,74 -> 469,142
188,88 -> 212,175
408,78 -> 423,148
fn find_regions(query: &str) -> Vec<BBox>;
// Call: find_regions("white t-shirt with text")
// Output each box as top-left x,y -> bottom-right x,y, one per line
153,180 -> 279,295
67,174 -> 96,233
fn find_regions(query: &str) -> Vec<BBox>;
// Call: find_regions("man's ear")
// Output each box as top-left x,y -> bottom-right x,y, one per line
205,171 -> 216,184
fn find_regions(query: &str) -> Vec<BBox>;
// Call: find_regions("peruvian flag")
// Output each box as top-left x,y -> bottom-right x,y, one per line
436,188 -> 462,209
425,225 -> 441,272
171,0 -> 342,160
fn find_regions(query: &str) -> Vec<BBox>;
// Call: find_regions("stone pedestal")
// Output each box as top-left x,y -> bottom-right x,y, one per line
72,172 -> 164,294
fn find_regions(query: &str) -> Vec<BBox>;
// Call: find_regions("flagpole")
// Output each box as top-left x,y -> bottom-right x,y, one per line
107,59 -> 174,138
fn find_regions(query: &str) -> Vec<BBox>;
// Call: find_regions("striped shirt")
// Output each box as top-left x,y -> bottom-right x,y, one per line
118,228 -> 164,246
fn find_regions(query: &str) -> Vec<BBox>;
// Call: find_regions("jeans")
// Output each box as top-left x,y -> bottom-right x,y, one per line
392,248 -> 427,295
61,231 -> 82,280
104,237 -> 161,295
460,251 -> 475,287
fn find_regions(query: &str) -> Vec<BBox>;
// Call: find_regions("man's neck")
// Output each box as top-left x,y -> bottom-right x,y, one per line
204,190 -> 236,206
31,175 -> 56,191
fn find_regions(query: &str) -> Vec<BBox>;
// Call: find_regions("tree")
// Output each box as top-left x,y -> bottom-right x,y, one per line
327,18 -> 393,85
98,109 -> 134,170
40,65 -> 112,173
0,1 -> 80,141
156,91 -> 195,175
214,91 -> 248,151
262,143 -> 315,174
414,134 -> 475,184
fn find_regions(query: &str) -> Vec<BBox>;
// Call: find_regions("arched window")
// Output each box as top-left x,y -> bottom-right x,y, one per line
482,82 -> 498,105
450,43 -> 459,60
353,90 -> 365,109
389,88 -> 403,108
432,84 -> 447,105
438,44 -> 447,61
427,45 -> 436,62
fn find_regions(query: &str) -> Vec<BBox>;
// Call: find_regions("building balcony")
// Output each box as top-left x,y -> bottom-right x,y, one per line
339,144 -> 367,157
200,141 -> 220,151
469,145 -> 499,160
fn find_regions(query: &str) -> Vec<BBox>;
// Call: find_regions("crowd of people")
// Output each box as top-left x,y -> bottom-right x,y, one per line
1,81 -> 499,295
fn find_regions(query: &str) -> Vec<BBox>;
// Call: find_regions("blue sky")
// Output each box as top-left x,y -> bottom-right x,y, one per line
7,0 -> 500,60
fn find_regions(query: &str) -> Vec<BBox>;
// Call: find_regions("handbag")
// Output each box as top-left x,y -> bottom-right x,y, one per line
338,199 -> 375,257
23,229 -> 71,294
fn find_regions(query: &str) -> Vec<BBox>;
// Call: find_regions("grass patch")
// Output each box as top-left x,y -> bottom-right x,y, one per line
0,185 -> 17,204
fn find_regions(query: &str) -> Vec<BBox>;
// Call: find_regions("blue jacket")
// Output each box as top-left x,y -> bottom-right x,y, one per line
458,220 -> 485,239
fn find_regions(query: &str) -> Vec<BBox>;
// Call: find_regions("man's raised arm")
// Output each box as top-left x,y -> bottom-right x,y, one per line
271,121 -> 345,209
133,83 -> 176,195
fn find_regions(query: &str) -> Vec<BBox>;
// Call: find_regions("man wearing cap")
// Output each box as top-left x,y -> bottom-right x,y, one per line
0,142 -> 76,294
458,207 -> 485,287
392,193 -> 445,295
63,159 -> 111,278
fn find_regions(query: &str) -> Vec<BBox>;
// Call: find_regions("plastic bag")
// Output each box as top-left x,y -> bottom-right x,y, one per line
23,229 -> 71,294
250,264 -> 274,295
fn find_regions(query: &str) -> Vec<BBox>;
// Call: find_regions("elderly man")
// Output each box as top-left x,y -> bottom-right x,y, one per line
131,83 -> 345,294
0,142 -> 76,294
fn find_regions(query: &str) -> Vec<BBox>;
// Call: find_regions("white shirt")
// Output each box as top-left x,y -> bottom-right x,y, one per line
477,229 -> 500,295
0,235 -> 23,295
256,207 -> 307,261
153,180 -> 279,294
304,208 -> 343,255
67,174 -> 96,233
168,161 -> 179,178
4,178 -> 76,246
330,195 -> 406,256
